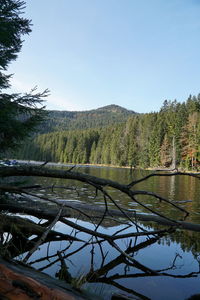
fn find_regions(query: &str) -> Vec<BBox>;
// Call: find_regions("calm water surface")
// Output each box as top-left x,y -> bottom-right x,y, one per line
22,166 -> 200,300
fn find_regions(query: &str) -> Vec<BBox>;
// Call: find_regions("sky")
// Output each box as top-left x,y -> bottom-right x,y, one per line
8,0 -> 200,113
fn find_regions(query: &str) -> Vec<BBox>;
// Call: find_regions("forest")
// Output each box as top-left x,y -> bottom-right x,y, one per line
37,104 -> 136,133
2,1 -> 200,299
18,95 -> 200,170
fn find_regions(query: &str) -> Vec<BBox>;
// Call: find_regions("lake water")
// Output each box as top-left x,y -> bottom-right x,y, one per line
18,166 -> 200,300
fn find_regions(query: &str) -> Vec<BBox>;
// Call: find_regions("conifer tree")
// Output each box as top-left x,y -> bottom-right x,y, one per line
0,0 -> 48,154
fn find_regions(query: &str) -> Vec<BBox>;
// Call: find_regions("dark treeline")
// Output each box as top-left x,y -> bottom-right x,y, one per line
18,95 -> 200,169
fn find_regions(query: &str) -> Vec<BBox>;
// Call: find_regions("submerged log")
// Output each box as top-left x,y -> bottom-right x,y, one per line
65,202 -> 200,232
1,165 -> 200,299
1,199 -> 200,232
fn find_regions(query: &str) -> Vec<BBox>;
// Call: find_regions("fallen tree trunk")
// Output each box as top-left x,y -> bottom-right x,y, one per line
0,164 -> 200,299
59,202 -> 200,232
0,165 -> 192,224
0,257 -> 100,300
1,199 -> 200,232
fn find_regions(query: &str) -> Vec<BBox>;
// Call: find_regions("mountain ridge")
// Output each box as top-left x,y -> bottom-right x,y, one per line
47,104 -> 135,114
40,104 -> 137,133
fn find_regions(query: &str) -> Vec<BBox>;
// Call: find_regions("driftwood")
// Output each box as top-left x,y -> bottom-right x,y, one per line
0,164 -> 200,299
61,202 -> 200,232
22,205 -> 64,263
1,165 -> 200,230
1,197 -> 200,232
0,257 -> 99,300
0,165 -> 192,221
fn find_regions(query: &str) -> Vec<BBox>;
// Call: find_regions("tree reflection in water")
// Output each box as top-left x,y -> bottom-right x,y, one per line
1,216 -> 199,300
1,165 -> 200,299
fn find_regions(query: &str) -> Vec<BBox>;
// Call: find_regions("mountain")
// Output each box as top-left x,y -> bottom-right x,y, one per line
96,104 -> 134,113
39,104 -> 137,133
17,95 -> 200,169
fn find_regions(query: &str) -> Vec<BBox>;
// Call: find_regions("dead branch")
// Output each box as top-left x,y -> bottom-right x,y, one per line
128,171 -> 200,187
23,205 -> 64,263
1,164 -> 200,298
0,165 -> 189,222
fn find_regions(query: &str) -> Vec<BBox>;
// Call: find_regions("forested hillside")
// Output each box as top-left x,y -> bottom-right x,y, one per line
18,95 -> 200,169
38,104 -> 136,133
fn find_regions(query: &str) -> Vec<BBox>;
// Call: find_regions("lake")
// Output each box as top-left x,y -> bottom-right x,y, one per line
16,165 -> 200,300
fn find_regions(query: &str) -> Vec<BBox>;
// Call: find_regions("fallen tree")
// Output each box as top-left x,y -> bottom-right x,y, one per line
0,164 -> 200,299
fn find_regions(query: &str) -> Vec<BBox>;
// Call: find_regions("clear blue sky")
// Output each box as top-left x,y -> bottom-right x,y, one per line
8,0 -> 200,112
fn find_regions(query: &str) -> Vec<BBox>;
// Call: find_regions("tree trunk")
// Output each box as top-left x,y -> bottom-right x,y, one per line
0,257 -> 98,300
171,135 -> 176,169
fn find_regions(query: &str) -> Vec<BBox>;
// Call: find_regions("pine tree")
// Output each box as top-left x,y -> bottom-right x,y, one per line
180,112 -> 199,169
160,134 -> 171,167
0,0 -> 48,155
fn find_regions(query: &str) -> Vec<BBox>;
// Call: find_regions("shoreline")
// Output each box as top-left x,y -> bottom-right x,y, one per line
16,159 -> 130,169
14,159 -> 195,173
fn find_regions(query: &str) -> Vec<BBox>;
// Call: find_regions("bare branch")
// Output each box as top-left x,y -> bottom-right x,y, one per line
23,205 -> 64,263
128,171 -> 200,187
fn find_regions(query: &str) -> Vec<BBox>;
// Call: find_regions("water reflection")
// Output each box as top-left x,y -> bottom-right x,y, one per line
2,166 -> 200,299
8,217 -> 200,300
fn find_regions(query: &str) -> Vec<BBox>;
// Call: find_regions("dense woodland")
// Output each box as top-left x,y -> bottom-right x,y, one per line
2,2 -> 200,300
17,95 -> 200,169
38,104 -> 136,133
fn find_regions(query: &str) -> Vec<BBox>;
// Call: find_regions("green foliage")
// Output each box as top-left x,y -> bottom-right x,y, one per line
0,0 -> 48,155
1,2 -> 199,170
16,95 -> 200,170
38,104 -> 136,133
